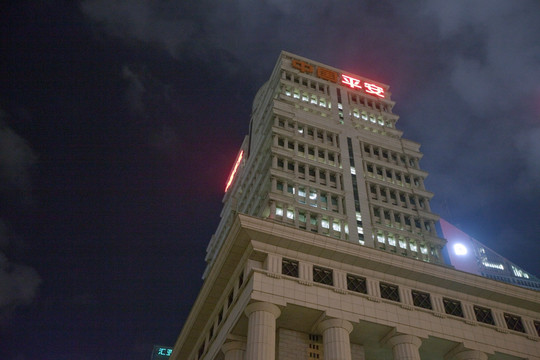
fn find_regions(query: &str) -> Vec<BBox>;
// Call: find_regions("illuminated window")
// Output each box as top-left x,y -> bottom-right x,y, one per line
293,90 -> 300,99
282,258 -> 299,277
298,187 -> 306,197
410,242 -> 418,252
388,236 -> 396,246
276,207 -> 283,216
377,234 -> 385,243
504,313 -> 525,333
380,283 -> 400,302
347,274 -> 367,293
286,209 -> 294,219
287,184 -> 295,194
443,298 -> 464,317
332,221 -> 341,232
309,190 -> 317,200
321,219 -> 329,229
313,266 -> 333,286
473,306 -> 495,325
350,167 -> 356,175
420,245 -> 428,254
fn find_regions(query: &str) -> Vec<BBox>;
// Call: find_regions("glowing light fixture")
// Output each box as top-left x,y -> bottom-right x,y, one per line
453,243 -> 468,255
225,150 -> 244,192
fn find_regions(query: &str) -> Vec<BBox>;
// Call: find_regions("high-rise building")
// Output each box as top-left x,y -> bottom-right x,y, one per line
171,52 -> 540,360
440,219 -> 540,291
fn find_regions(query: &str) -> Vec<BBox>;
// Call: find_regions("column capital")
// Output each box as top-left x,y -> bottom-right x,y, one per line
245,301 -> 281,319
445,345 -> 488,360
386,333 -> 422,349
222,341 -> 246,354
450,350 -> 488,360
318,318 -> 354,334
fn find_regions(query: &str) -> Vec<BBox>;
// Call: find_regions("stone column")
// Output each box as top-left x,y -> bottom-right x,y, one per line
318,318 -> 354,360
387,334 -> 422,360
244,302 -> 281,360
222,341 -> 246,360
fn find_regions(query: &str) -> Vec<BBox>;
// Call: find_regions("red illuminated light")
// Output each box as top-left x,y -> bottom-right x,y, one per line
341,74 -> 362,90
364,82 -> 385,98
225,150 -> 244,192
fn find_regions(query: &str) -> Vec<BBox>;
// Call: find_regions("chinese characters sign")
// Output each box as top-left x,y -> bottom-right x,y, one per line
291,59 -> 386,98
152,346 -> 173,359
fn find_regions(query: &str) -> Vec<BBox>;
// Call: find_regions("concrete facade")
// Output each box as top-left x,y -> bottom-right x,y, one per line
171,52 -> 540,360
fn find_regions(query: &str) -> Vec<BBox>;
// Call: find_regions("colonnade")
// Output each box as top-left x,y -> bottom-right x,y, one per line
221,301 -> 490,360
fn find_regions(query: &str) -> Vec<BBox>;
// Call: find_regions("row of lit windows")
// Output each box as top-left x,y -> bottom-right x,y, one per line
282,70 -> 329,95
283,85 -> 331,110
274,156 -> 342,190
363,143 -> 419,170
272,203 -> 348,239
372,204 -> 435,237
348,91 -> 393,114
275,180 -> 342,214
196,270 -> 246,360
372,229 -> 438,262
275,117 -> 339,148
365,162 -> 424,190
351,108 -> 395,129
274,135 -> 340,168
369,183 -> 430,213
280,258 -> 540,337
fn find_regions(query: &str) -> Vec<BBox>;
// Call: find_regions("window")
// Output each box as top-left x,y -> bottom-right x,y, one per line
238,271 -> 244,287
473,305 -> 495,325
282,258 -> 299,277
198,343 -> 205,360
347,274 -> 367,293
313,266 -> 333,286
443,298 -> 464,317
504,313 -> 525,333
411,290 -> 432,309
380,283 -> 400,302
218,308 -> 223,324
534,320 -> 540,337
227,290 -> 234,307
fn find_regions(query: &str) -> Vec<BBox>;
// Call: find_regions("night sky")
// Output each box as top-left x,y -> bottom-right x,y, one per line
2,1 -> 540,359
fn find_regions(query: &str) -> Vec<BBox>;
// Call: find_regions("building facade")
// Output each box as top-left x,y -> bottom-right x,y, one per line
171,52 -> 540,360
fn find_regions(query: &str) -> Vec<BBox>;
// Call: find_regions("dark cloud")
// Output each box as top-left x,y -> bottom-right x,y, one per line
0,117 -> 37,198
0,115 -> 41,324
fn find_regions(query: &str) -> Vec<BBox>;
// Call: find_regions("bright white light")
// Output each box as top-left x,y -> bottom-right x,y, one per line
453,243 -> 468,255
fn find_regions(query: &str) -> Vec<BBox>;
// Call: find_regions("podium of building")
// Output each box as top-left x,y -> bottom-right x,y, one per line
171,51 -> 540,360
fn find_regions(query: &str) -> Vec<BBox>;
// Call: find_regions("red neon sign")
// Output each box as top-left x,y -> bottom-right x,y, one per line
225,150 -> 244,192
341,74 -> 362,90
364,82 -> 385,98
291,58 -> 386,99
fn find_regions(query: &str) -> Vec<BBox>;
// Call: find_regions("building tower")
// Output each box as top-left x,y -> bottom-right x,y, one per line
171,52 -> 540,360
